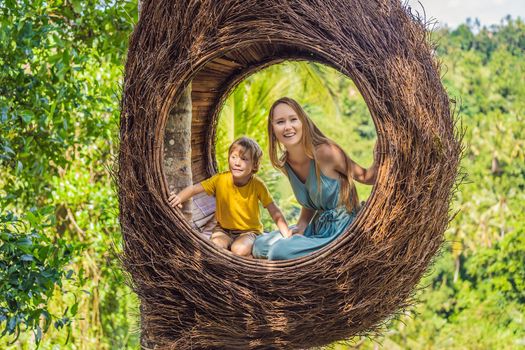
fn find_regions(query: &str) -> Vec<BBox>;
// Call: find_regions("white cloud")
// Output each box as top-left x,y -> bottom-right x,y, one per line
407,0 -> 525,27
447,0 -> 461,8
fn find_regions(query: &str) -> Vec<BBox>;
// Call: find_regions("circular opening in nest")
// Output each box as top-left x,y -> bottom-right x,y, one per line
215,62 -> 377,231
161,41 -> 380,266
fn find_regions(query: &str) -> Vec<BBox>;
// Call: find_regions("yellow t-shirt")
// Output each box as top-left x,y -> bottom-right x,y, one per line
200,172 -> 273,233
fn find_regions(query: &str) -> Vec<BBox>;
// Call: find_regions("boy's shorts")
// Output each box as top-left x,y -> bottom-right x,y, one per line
210,224 -> 258,247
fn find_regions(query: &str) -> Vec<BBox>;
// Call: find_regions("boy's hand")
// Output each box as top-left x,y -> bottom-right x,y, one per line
168,192 -> 183,208
281,228 -> 293,238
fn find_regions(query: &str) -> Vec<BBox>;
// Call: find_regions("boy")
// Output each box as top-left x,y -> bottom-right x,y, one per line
168,136 -> 291,257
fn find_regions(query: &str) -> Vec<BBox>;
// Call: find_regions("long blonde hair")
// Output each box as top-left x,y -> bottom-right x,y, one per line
267,97 -> 359,212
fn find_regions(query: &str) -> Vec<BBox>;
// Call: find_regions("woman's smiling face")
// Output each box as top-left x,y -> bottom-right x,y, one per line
271,103 -> 303,147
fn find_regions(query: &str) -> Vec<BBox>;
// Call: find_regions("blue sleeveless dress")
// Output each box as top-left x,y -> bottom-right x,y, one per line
252,160 -> 357,260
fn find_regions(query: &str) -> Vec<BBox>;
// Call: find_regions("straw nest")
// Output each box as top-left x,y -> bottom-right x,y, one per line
119,0 -> 461,349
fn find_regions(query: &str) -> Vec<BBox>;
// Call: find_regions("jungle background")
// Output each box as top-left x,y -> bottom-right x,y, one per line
1,1 -> 524,349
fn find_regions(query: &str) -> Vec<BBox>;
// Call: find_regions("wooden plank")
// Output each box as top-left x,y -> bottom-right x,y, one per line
213,57 -> 243,69
192,99 -> 215,107
192,91 -> 219,98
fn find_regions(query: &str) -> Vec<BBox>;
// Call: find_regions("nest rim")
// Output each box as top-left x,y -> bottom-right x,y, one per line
156,40 -> 385,269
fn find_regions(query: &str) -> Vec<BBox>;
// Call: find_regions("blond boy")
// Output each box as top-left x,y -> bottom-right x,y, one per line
168,136 -> 290,257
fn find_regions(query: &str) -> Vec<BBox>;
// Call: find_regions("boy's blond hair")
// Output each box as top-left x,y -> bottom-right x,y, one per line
228,136 -> 263,173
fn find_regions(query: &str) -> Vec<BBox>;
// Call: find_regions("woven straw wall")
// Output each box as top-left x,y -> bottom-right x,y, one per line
119,1 -> 461,348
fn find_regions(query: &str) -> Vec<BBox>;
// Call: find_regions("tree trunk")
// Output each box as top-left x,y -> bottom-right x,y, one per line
140,81 -> 193,350
164,85 -> 193,220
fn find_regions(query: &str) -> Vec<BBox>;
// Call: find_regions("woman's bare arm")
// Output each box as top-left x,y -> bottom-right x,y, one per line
318,143 -> 379,185
347,157 -> 378,185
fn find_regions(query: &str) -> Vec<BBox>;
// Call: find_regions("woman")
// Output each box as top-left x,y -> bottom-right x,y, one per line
252,97 -> 378,260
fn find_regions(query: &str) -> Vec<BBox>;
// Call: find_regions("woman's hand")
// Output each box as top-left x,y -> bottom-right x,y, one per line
168,192 -> 183,208
291,225 -> 306,236
290,227 -> 303,236
373,141 -> 379,161
292,207 -> 314,236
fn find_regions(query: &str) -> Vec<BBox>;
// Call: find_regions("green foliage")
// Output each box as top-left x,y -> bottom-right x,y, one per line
0,209 -> 75,345
0,0 -> 134,206
465,228 -> 525,304
437,17 -> 525,62
353,232 -> 525,350
1,0 -> 139,348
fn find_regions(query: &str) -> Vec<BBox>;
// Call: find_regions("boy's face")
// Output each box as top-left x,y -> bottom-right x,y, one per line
228,145 -> 254,182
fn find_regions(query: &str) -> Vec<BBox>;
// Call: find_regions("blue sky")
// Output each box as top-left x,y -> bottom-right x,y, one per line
406,0 -> 525,28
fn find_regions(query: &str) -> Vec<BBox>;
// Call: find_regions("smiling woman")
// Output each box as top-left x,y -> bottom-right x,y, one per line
119,0 -> 460,348
252,97 -> 378,260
